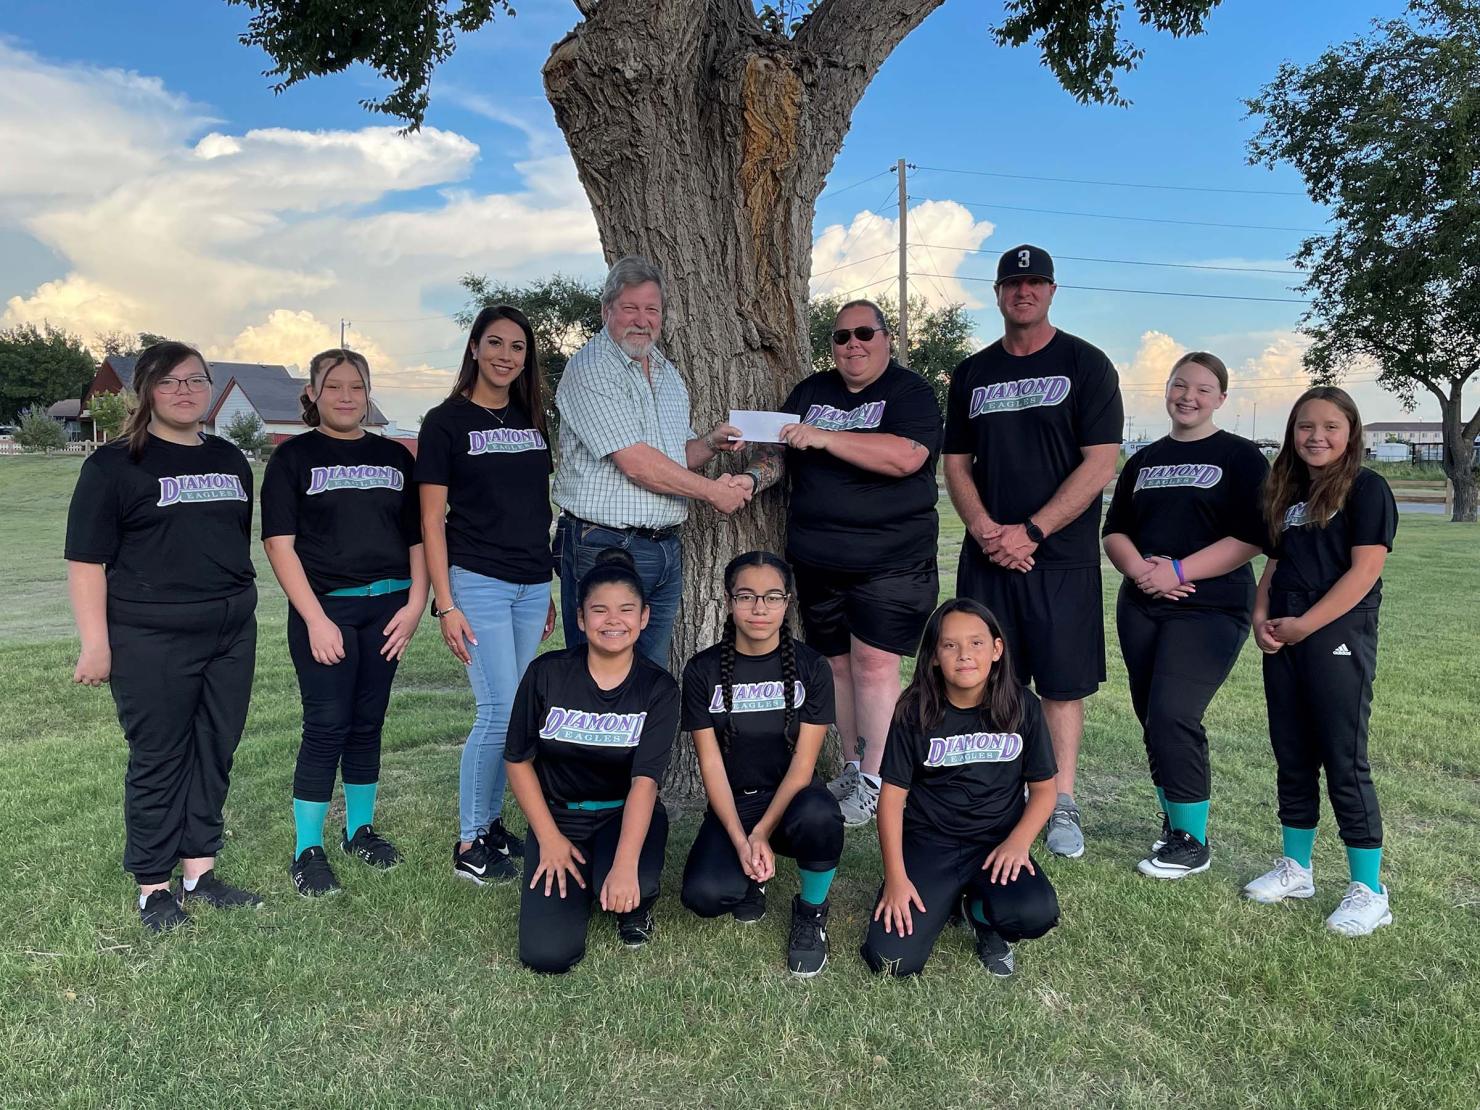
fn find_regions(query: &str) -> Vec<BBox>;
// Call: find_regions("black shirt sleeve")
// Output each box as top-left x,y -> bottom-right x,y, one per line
1017,694 -> 1058,784
413,407 -> 453,487
259,447 -> 300,540
392,442 -> 422,548
64,454 -> 120,564
1074,346 -> 1124,447
1348,470 -> 1398,550
680,654 -> 714,733
1101,451 -> 1141,537
942,355 -> 974,454
1229,445 -> 1271,548
800,647 -> 835,725
879,711 -> 919,791
504,661 -> 542,763
884,373 -> 944,459
631,676 -> 680,783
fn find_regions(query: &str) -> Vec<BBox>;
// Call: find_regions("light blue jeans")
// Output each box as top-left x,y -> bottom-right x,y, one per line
450,565 -> 550,843
555,515 -> 683,669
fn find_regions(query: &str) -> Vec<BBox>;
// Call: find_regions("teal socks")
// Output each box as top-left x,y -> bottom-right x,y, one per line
1166,800 -> 1210,845
1155,786 -> 1168,814
1282,825 -> 1318,869
1346,846 -> 1383,892
293,798 -> 330,857
798,867 -> 836,907
969,898 -> 989,926
343,782 -> 379,841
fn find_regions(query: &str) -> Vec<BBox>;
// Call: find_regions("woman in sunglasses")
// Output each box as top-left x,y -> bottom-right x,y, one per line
744,301 -> 942,830
678,550 -> 842,977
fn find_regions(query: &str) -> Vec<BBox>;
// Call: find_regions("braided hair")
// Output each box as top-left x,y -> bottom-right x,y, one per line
717,551 -> 800,754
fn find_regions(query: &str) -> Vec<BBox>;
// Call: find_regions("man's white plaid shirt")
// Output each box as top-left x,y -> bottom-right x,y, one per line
553,327 -> 696,529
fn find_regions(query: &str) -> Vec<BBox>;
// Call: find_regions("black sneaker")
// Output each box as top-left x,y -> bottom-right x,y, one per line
1152,811 -> 1172,853
485,817 -> 525,860
453,836 -> 517,885
974,923 -> 1015,978
787,896 -> 830,978
140,888 -> 190,933
341,825 -> 402,870
179,870 -> 263,909
616,908 -> 656,949
291,846 -> 342,898
732,882 -> 767,924
1137,828 -> 1211,880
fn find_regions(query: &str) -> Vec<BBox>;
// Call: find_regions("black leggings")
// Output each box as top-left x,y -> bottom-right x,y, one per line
109,588 -> 257,885
1116,586 -> 1249,804
287,591 -> 405,802
681,782 -> 843,916
519,802 -> 669,974
861,827 -> 1058,977
1263,599 -> 1382,848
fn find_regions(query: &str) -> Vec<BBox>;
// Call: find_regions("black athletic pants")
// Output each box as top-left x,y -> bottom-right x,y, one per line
1262,596 -> 1382,848
680,782 -> 844,916
519,801 -> 669,974
860,827 -> 1058,977
1116,585 -> 1249,804
287,591 -> 405,802
108,588 -> 257,886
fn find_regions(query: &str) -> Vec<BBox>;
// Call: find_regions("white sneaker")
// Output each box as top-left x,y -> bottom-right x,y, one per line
826,763 -> 860,801
1243,856 -> 1316,903
1325,882 -> 1392,936
838,776 -> 879,827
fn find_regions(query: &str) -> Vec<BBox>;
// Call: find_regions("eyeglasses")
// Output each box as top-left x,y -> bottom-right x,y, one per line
831,326 -> 883,346
155,376 -> 211,394
729,590 -> 791,609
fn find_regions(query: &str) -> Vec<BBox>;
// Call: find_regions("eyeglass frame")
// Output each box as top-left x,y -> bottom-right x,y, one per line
831,325 -> 886,346
155,375 -> 212,395
727,590 -> 792,610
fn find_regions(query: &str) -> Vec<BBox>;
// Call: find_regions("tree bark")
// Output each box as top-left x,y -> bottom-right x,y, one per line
544,0 -> 944,797
1437,392 -> 1480,523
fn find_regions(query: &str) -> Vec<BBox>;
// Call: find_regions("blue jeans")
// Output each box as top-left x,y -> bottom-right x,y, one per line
555,515 -> 682,669
450,565 -> 550,843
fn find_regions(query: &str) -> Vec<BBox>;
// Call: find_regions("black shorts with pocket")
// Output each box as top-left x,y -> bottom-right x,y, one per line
791,556 -> 938,658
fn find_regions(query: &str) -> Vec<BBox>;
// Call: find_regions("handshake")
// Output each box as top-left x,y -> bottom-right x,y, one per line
707,472 -> 755,515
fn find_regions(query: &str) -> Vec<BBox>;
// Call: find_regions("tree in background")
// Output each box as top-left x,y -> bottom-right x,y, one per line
93,331 -> 172,359
89,391 -> 133,441
1247,0 -> 1480,522
14,407 -> 67,452
222,411 -> 272,457
809,293 -> 975,414
0,323 -> 97,423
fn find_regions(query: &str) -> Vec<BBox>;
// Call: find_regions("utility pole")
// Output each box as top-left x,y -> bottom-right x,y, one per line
1252,402 -> 1258,442
340,318 -> 350,348
897,158 -> 909,365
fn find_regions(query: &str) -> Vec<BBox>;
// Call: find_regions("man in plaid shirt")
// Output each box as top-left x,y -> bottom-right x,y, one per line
553,255 -> 750,667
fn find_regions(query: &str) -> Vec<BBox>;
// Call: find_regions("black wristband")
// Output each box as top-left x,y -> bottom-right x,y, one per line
1024,518 -> 1046,544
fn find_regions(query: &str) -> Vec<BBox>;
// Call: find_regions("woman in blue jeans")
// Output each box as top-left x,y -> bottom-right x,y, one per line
418,305 -> 556,883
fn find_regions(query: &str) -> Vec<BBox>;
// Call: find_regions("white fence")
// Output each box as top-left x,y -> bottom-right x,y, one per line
0,441 -> 94,456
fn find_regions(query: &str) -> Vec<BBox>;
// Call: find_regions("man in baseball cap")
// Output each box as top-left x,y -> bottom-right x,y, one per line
941,244 -> 1124,861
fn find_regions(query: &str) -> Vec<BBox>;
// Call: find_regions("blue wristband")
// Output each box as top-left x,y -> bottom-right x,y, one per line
1172,558 -> 1186,585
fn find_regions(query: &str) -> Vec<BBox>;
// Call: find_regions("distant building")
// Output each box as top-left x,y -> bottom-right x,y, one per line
1362,422 -> 1444,452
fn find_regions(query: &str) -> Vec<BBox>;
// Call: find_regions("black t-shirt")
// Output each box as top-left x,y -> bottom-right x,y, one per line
414,395 -> 554,585
944,330 -> 1123,568
64,434 -> 255,602
1269,467 -> 1396,613
680,638 -> 835,793
781,362 -> 942,572
505,646 -> 680,805
1103,430 -> 1269,613
880,690 -> 1056,843
260,430 -> 420,594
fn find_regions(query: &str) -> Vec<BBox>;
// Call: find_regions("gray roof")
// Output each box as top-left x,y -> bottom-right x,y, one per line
48,398 -> 82,419
1365,421 -> 1439,432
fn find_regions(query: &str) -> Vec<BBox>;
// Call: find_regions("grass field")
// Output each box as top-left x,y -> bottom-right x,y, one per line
1,455 -> 1477,1109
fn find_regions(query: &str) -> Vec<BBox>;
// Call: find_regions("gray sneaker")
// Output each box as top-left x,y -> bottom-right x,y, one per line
838,775 -> 879,827
826,763 -> 860,801
1045,794 -> 1084,859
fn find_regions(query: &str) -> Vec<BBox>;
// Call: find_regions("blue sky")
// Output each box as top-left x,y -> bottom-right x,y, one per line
0,0 -> 1417,432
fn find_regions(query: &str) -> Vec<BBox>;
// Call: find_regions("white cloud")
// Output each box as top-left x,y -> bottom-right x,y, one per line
3,273 -> 147,336
811,200 -> 994,309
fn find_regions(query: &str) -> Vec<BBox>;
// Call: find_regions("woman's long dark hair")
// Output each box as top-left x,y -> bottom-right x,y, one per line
124,341 -> 210,460
449,305 -> 548,439
716,551 -> 799,754
895,598 -> 1021,734
1263,386 -> 1365,546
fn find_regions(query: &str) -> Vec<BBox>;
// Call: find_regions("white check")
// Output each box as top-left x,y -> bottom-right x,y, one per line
727,410 -> 800,444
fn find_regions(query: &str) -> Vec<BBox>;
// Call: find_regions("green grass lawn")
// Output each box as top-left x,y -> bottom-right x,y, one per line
1,456 -> 1477,1108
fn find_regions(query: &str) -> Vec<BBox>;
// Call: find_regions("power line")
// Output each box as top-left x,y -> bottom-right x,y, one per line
809,249 -> 896,280
349,312 -> 461,325
827,273 -> 898,301
1121,375 -> 1381,393
922,198 -> 1326,235
913,242 -> 1300,276
913,271 -> 1308,304
818,168 -> 894,200
913,164 -> 1307,198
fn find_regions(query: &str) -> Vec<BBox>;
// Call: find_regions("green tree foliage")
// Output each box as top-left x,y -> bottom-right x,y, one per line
0,323 -> 97,423
94,331 -> 172,359
1247,0 -> 1480,521
89,391 -> 133,440
222,411 -> 272,456
14,406 -> 67,452
809,294 -> 975,413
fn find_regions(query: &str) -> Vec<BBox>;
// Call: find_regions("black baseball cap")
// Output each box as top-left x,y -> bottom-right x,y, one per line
996,244 -> 1055,285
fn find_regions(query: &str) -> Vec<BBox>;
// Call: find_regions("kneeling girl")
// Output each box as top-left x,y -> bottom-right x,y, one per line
680,551 -> 844,977
505,548 -> 679,973
862,599 -> 1060,977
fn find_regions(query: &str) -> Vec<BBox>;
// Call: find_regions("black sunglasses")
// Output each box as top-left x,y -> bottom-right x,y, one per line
831,326 -> 884,345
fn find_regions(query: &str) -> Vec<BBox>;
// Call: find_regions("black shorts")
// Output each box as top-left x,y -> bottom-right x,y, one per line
791,557 -> 938,658
956,546 -> 1104,701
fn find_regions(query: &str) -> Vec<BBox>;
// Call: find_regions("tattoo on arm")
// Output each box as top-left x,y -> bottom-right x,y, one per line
749,444 -> 785,493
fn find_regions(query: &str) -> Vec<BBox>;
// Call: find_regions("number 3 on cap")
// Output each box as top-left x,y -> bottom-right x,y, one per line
1018,249 -> 1031,268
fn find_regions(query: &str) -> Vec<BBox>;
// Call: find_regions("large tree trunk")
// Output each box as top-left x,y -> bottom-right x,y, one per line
1437,393 -> 1480,523
544,0 -> 944,797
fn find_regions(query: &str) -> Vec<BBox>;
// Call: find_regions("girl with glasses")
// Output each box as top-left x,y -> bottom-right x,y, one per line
678,551 -> 842,976
65,342 -> 261,932
261,349 -> 427,897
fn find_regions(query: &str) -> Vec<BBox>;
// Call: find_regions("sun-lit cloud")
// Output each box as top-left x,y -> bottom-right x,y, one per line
811,200 -> 994,309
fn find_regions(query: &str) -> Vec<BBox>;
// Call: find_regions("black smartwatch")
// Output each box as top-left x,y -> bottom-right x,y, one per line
431,600 -> 459,619
1024,518 -> 1046,544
